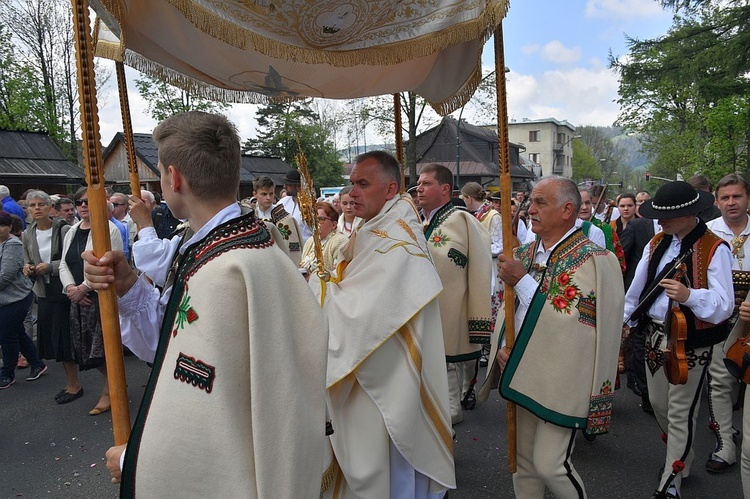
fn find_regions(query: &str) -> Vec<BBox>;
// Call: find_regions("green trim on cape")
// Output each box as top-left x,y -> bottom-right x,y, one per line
499,281 -> 588,429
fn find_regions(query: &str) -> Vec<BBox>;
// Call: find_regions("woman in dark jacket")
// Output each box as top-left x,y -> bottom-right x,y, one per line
0,211 -> 47,389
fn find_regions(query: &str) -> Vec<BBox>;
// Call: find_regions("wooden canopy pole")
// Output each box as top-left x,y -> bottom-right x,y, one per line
115,61 -> 141,198
494,22 -> 517,473
71,0 -> 130,445
393,93 -> 405,192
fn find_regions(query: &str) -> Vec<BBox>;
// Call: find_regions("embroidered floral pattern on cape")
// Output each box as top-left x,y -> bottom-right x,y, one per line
371,218 -> 430,259
173,290 -> 199,337
429,229 -> 450,247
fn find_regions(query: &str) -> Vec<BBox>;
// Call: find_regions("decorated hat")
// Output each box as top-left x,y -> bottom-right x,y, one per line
489,192 -> 501,201
283,169 -> 301,185
638,181 -> 714,220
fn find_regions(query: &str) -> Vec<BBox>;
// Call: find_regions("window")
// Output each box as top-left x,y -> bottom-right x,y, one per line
557,132 -> 566,144
529,153 -> 540,163
529,130 -> 541,142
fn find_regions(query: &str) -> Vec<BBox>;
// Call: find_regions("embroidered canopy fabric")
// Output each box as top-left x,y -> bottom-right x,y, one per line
90,0 -> 509,115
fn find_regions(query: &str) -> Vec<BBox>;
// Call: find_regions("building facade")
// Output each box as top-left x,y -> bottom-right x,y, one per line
507,118 -> 577,178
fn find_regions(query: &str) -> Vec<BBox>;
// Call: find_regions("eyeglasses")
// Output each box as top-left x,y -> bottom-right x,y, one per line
318,217 -> 334,222
75,199 -> 89,206
112,203 -> 127,207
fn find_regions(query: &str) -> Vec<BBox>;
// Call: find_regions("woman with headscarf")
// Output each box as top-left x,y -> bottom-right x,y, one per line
59,187 -> 123,414
0,211 -> 47,389
22,190 -> 78,403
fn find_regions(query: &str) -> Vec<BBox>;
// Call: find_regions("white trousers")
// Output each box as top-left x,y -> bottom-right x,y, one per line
513,406 -> 586,499
647,345 -> 712,495
707,343 -> 739,464
447,360 -> 476,424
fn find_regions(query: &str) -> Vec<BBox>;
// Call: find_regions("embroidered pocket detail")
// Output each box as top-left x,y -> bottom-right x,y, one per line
288,242 -> 300,252
174,353 -> 215,393
447,248 -> 468,268
576,291 -> 596,327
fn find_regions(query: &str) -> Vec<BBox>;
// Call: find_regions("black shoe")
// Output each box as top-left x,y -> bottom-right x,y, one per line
0,377 -> 15,389
25,364 -> 47,381
705,457 -> 733,473
56,388 -> 84,404
627,377 -> 643,397
651,492 -> 680,499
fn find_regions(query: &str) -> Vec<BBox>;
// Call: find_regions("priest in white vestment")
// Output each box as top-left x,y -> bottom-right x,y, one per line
312,151 -> 455,499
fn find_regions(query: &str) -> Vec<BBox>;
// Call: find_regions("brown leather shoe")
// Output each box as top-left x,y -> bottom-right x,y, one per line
705,457 -> 733,473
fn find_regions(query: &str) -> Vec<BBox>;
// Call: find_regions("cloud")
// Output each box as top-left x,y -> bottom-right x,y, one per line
506,62 -> 621,127
539,40 -> 582,64
521,43 -> 540,56
585,0 -> 665,20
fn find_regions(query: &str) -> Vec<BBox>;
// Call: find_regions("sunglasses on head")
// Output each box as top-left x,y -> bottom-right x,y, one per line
75,199 -> 89,206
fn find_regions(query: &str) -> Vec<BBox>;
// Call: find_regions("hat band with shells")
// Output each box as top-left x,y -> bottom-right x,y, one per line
652,192 -> 699,211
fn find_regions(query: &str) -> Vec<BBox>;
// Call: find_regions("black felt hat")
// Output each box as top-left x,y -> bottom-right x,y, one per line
638,181 -> 714,220
283,169 -> 301,185
489,192 -> 501,201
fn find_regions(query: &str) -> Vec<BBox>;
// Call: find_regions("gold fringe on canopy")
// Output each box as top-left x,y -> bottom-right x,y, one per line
95,0 -> 509,68
123,51 -> 283,105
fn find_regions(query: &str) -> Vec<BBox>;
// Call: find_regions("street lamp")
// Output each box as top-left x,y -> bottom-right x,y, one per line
551,134 -> 581,176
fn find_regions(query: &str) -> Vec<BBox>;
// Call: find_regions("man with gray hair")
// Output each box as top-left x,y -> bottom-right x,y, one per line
0,185 -> 26,229
480,176 -> 624,498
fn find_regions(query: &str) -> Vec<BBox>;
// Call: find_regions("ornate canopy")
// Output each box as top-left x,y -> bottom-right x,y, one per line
90,0 -> 509,114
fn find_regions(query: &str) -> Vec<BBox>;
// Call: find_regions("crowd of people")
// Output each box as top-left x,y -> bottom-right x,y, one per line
4,110 -> 750,498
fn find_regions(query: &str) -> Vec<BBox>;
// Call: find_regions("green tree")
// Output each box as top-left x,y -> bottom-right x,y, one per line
611,2 -> 750,181
244,100 -> 344,188
571,140 -> 603,183
134,74 -> 229,122
360,91 -> 440,183
0,23 -> 47,130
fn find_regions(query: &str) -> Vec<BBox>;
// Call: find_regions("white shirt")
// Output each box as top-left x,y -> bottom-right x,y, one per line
119,203 -> 241,363
623,225 -> 734,326
35,227 -> 52,264
707,214 -> 750,271
523,217 -> 605,249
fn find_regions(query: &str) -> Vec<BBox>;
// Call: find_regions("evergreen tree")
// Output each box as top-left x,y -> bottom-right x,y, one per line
244,100 -> 344,188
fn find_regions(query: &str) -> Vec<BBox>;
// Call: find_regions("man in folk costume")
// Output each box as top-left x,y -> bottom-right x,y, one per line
313,151 -> 455,498
277,169 -> 312,245
733,299 -> 750,497
624,181 -> 733,499
271,202 -> 304,263
704,173 -> 750,474
83,112 -> 328,497
418,165 -> 492,426
479,176 -> 624,498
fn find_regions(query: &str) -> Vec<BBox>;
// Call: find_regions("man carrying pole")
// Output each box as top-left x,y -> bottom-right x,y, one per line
479,176 -> 624,498
83,111 -> 328,497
